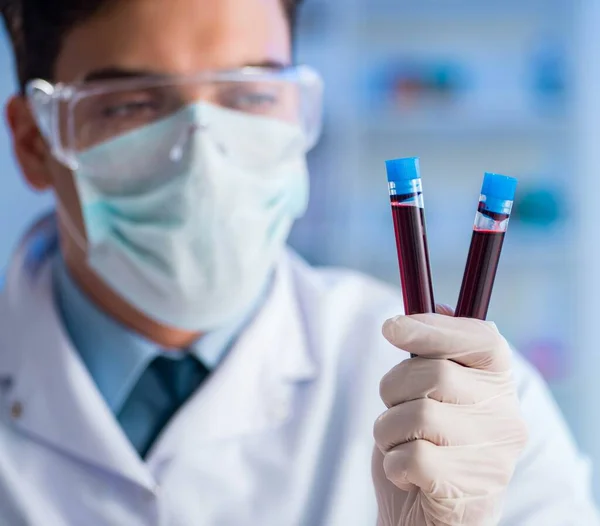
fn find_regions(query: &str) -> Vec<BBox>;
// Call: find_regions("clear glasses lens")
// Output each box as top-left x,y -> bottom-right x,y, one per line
28,68 -> 323,189
70,79 -> 306,152
75,100 -> 309,196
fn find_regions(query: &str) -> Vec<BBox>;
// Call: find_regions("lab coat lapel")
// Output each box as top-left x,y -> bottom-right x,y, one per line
0,216 -> 154,490
149,251 -> 317,458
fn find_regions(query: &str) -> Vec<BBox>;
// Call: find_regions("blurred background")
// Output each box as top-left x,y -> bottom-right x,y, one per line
0,0 -> 599,503
288,0 -> 600,501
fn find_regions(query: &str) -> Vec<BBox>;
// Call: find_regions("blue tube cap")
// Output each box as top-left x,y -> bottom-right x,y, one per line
481,172 -> 517,215
385,157 -> 421,184
482,172 -> 518,202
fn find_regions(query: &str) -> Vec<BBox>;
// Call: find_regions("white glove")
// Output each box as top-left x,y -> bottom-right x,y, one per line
372,310 -> 528,526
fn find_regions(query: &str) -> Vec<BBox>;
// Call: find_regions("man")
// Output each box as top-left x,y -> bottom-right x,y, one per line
0,0 -> 596,524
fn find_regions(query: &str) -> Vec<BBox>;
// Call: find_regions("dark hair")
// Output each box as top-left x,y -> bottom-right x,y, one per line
1,0 -> 303,93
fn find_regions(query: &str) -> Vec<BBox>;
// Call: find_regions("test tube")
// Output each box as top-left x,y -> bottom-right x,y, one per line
385,157 -> 436,323
455,173 -> 518,320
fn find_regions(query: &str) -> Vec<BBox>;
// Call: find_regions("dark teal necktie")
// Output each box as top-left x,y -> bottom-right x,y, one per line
118,354 -> 210,458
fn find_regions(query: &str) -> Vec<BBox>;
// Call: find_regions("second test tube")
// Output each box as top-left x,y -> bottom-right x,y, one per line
455,173 -> 517,320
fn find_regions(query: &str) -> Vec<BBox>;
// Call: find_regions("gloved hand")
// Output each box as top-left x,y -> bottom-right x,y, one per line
372,309 -> 528,526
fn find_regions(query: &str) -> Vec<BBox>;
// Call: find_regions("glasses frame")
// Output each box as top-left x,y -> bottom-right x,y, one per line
26,65 -> 324,170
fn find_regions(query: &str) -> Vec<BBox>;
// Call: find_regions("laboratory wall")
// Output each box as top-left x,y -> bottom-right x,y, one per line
0,0 -> 600,503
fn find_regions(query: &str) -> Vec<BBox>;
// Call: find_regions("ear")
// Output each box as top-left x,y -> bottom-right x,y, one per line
5,95 -> 53,191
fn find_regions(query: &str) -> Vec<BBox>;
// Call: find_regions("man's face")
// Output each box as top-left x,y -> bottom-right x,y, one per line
4,0 -> 294,341
32,0 -> 292,269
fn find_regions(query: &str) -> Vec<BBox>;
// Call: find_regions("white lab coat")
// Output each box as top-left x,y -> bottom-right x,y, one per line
0,215 -> 597,526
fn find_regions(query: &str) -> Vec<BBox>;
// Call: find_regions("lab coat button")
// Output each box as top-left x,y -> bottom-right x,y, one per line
10,401 -> 22,419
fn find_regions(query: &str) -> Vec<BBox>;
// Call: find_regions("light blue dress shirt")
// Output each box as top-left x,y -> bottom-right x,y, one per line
51,253 -> 262,453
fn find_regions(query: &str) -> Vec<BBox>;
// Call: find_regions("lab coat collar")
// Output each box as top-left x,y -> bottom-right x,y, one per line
147,242 -> 318,460
51,250 -> 267,415
0,214 -> 318,481
0,214 -> 156,489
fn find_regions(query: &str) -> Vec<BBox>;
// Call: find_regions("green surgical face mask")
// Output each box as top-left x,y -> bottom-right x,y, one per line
69,102 -> 309,331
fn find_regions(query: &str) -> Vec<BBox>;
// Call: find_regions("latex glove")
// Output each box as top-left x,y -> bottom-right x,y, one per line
372,310 -> 528,526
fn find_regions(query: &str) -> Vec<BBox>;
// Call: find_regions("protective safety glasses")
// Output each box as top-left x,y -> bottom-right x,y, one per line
26,65 -> 324,172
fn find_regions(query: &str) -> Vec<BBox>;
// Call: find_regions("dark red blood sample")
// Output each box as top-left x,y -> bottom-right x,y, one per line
390,199 -> 435,315
455,229 -> 505,320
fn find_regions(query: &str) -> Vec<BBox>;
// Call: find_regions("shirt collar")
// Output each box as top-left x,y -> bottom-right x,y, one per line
52,252 -> 265,414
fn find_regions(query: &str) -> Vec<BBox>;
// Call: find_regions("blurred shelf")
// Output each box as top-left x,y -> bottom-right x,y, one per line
356,0 -> 568,22
359,109 -> 569,137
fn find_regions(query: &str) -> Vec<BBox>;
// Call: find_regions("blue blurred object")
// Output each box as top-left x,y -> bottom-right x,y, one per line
512,185 -> 564,227
530,36 -> 567,113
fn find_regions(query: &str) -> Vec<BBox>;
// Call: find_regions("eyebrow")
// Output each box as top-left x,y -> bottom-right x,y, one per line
83,60 -> 290,82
